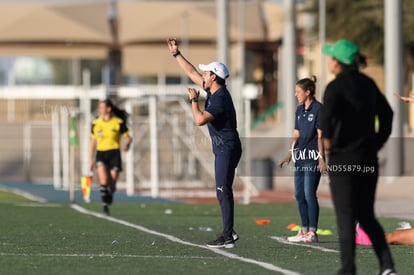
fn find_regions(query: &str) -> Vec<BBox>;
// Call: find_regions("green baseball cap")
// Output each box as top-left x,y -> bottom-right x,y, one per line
322,39 -> 359,65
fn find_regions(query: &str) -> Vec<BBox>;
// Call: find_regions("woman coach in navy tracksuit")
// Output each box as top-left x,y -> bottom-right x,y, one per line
167,38 -> 242,249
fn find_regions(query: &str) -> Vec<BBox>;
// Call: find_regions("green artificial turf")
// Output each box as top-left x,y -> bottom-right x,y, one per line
0,190 -> 411,275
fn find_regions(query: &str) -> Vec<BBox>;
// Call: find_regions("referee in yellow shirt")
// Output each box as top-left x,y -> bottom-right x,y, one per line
90,99 -> 132,215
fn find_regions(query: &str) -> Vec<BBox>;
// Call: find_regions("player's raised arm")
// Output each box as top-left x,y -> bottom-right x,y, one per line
166,38 -> 203,87
394,92 -> 414,103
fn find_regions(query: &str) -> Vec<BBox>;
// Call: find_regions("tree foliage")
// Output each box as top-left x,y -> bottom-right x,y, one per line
304,0 -> 414,91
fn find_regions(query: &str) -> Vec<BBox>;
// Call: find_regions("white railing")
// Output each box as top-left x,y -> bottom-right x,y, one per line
0,83 -> 259,203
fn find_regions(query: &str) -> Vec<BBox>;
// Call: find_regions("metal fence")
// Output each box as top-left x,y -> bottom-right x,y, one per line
0,83 -> 258,202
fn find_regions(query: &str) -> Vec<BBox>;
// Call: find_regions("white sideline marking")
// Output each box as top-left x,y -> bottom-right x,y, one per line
270,236 -> 339,253
0,252 -> 219,260
71,204 -> 300,275
0,186 -> 47,203
14,203 -> 61,208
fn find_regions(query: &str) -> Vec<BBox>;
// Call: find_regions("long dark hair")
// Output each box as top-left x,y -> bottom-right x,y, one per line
339,52 -> 367,72
102,98 -> 129,122
296,75 -> 317,97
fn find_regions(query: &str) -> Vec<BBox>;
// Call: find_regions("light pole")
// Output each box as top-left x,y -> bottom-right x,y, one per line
318,0 -> 326,98
384,0 -> 404,177
216,0 -> 229,65
107,0 -> 121,99
283,0 -> 297,135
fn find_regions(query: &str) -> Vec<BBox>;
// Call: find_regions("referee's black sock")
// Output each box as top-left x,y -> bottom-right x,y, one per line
100,185 -> 110,205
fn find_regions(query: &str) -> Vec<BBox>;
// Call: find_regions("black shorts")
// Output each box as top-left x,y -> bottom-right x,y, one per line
95,149 -> 122,172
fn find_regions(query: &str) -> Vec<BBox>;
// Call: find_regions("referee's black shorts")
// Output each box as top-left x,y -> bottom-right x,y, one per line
95,149 -> 122,172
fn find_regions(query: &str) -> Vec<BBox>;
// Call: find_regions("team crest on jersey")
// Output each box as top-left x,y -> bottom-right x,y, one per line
308,114 -> 314,122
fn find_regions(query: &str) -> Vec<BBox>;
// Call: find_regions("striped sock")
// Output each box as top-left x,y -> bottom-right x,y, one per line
100,185 -> 109,204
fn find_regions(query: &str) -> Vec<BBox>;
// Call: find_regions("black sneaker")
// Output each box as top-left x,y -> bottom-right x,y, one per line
232,230 -> 239,242
103,205 -> 110,216
206,236 -> 235,248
